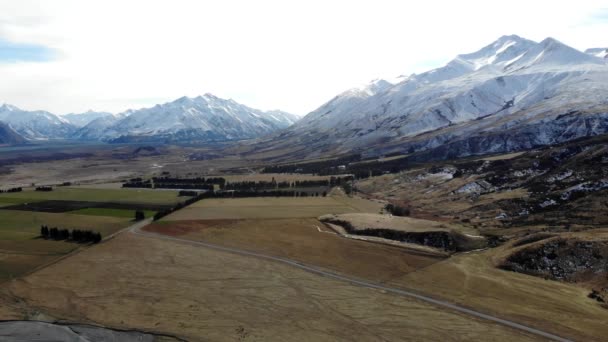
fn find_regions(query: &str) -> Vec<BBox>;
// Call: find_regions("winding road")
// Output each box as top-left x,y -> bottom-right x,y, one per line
129,222 -> 573,342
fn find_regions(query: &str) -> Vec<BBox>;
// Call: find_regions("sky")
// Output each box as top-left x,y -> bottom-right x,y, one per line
0,0 -> 607,116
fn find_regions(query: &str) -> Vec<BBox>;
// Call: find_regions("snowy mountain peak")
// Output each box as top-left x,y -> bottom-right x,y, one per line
77,94 -> 299,142
454,35 -> 537,71
0,103 -> 20,112
277,34 -> 608,160
0,104 -> 76,139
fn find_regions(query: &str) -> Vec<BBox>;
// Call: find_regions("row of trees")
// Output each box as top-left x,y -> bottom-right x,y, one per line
0,187 -> 22,193
35,186 -> 53,192
40,226 -> 102,243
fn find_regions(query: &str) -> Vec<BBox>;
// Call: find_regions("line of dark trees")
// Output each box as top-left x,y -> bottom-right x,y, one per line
123,177 -> 226,189
0,187 -> 22,193
40,226 -> 102,243
122,179 -> 153,188
35,186 -> 53,192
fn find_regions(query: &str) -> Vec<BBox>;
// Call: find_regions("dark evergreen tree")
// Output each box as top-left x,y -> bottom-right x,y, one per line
135,210 -> 145,221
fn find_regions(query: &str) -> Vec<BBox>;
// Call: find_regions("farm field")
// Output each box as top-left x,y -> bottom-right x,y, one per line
164,196 -> 381,221
0,187 -> 185,282
68,208 -> 156,219
145,218 -> 443,282
0,209 -> 131,281
3,232 -> 539,341
0,187 -> 185,205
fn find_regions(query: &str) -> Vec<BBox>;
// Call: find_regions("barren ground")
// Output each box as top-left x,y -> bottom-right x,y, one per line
3,233 -> 539,341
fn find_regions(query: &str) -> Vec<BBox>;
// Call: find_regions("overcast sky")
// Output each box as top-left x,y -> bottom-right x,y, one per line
0,0 -> 607,115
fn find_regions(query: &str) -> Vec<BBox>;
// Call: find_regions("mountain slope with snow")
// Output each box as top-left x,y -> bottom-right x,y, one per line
63,111 -> 114,127
0,104 -> 77,140
91,94 -> 299,143
254,35 -> 608,160
586,48 -> 608,59
0,122 -> 27,145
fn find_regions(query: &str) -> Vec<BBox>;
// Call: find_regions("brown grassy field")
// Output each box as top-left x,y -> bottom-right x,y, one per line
0,209 -> 132,281
390,245 -> 608,341
3,232 -> 539,341
164,196 -> 382,221
145,218 -> 443,282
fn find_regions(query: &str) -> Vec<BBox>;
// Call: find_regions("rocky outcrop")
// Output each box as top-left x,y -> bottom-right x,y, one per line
501,238 -> 608,281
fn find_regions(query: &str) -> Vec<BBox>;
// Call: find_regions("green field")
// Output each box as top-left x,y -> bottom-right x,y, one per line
69,208 -> 156,219
0,197 -> 37,206
0,187 -> 184,205
0,209 -> 133,281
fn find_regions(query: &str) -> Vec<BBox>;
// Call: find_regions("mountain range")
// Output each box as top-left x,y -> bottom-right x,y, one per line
246,35 -> 608,161
1,35 -> 607,162
0,95 -> 300,144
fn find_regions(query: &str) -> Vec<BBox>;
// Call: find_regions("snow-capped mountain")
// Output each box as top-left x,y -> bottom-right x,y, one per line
0,122 -> 26,145
0,104 -> 77,140
63,110 -> 114,127
89,94 -> 300,143
586,48 -> 608,59
71,113 -> 129,140
258,35 -> 608,160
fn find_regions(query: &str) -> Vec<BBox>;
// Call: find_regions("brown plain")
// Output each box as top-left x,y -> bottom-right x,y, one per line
4,233 -> 539,341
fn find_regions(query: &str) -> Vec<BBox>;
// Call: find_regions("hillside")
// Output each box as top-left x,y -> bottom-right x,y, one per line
242,35 -> 608,161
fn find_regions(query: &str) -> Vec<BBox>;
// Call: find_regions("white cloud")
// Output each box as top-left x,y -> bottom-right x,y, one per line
0,0 -> 606,115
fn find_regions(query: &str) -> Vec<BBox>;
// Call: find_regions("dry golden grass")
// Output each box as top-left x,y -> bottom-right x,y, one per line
164,196 -> 377,221
322,213 -> 478,234
392,245 -> 608,341
5,233 -> 540,341
145,218 -> 442,282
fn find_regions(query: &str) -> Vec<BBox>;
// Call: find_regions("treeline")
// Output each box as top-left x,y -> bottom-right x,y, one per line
0,187 -> 22,193
35,186 -> 53,192
40,226 -> 102,243
122,177 -> 226,190
122,178 -> 153,188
